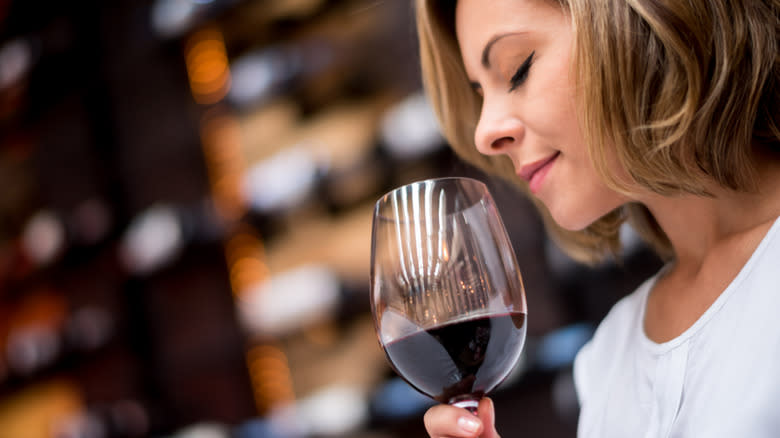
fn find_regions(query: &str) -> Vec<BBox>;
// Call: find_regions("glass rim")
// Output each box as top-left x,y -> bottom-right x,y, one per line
373,176 -> 490,217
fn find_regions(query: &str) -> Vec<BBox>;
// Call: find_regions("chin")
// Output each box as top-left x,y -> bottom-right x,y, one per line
539,182 -> 626,232
546,203 -> 605,232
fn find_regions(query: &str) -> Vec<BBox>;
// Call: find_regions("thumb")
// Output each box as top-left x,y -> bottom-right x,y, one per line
477,398 -> 501,438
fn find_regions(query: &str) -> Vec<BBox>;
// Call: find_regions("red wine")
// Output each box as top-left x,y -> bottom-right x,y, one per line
383,312 -> 526,404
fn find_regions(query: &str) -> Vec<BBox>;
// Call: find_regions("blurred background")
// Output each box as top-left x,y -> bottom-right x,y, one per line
0,0 -> 664,437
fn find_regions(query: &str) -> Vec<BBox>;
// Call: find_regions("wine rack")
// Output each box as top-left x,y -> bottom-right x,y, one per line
0,0 -> 663,436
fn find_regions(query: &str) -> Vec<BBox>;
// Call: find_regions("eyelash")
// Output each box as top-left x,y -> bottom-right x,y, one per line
509,51 -> 535,92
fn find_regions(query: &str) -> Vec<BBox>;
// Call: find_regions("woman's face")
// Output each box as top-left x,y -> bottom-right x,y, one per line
455,0 -> 627,231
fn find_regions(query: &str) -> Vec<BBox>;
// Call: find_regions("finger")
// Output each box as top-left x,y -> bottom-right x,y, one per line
423,404 -> 484,438
476,398 -> 501,438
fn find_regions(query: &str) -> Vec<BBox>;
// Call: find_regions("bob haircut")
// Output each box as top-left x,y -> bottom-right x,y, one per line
415,0 -> 780,264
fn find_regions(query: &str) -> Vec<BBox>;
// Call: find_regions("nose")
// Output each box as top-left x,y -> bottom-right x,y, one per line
474,94 -> 524,156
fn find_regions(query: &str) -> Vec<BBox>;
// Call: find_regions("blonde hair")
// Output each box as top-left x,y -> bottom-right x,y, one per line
415,0 -> 780,264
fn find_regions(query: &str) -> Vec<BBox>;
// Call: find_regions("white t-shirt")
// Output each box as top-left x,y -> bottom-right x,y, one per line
574,216 -> 780,437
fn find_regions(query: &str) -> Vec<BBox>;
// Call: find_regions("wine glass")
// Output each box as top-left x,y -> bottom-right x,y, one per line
370,177 -> 527,414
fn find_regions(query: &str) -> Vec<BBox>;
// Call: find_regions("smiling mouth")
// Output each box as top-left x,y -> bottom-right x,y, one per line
518,152 -> 560,193
518,152 -> 559,181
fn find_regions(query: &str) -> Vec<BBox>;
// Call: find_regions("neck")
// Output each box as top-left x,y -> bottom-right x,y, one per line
639,161 -> 780,271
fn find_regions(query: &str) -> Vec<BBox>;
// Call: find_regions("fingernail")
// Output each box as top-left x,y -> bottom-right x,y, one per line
457,416 -> 480,433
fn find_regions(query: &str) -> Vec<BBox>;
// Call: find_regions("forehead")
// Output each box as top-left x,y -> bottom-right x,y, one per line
455,0 -> 564,61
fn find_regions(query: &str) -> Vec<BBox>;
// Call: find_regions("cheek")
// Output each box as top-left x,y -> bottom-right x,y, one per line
545,159 -> 625,231
530,49 -> 579,139
525,80 -> 579,143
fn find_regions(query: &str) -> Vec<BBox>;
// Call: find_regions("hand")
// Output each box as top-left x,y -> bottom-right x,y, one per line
423,398 -> 500,438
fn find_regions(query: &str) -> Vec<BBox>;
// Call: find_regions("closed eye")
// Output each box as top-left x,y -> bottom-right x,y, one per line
509,51 -> 535,92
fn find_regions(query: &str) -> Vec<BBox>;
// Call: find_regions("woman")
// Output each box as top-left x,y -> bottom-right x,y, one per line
415,0 -> 780,436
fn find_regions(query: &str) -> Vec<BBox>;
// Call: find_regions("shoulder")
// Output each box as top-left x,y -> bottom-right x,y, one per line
573,272 -> 660,404
742,215 -> 780,286
579,272 -> 657,356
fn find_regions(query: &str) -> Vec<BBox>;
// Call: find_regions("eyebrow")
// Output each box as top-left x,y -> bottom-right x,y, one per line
481,32 -> 522,68
469,32 -> 526,92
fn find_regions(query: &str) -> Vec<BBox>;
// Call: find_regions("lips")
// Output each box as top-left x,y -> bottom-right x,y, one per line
518,152 -> 559,193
